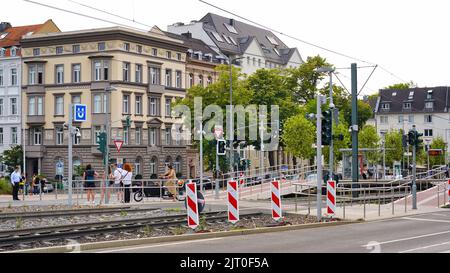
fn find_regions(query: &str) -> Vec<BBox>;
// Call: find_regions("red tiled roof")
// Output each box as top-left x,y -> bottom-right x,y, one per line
0,23 -> 45,48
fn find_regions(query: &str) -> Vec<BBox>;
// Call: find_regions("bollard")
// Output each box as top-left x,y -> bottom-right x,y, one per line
437,184 -> 440,208
343,193 -> 346,220
295,184 -> 298,213
363,189 -> 366,219
308,186 -> 311,215
404,186 -> 407,213
391,188 -> 394,215
215,180 -> 219,200
378,189 -> 381,217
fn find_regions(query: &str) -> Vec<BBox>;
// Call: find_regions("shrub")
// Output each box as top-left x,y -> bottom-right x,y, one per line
0,179 -> 12,195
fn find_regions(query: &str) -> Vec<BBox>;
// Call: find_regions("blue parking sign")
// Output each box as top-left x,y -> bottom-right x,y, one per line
74,104 -> 87,122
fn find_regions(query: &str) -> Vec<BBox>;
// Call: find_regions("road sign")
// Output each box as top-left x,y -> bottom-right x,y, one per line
186,182 -> 199,230
73,104 -> 87,122
114,140 -> 124,153
56,161 -> 64,176
227,181 -> 239,224
271,180 -> 282,221
327,180 -> 336,216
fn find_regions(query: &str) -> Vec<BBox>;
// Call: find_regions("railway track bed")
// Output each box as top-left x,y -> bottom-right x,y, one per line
0,212 -> 318,252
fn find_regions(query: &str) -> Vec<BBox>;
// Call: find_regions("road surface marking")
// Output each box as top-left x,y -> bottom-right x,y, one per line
94,238 -> 224,253
400,241 -> 450,253
402,217 -> 450,223
431,213 -> 448,217
361,230 -> 450,247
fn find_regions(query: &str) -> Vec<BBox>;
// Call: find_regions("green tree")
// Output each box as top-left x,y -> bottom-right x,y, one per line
359,125 -> 380,164
384,130 -> 403,168
282,114 -> 315,160
385,81 -> 416,90
341,100 -> 373,129
0,145 -> 23,174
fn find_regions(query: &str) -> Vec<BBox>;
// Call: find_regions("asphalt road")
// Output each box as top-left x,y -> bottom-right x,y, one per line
89,210 -> 450,253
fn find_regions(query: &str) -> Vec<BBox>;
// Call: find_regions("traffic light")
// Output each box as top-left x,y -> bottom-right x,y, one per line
321,110 -> 332,146
415,131 -> 423,148
217,139 -> 227,156
408,130 -> 415,146
97,132 -> 107,155
125,116 -> 132,129
402,134 -> 408,148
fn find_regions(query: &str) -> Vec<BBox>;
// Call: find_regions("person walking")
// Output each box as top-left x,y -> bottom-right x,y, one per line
83,165 -> 99,205
10,166 -> 21,201
162,165 -> 177,202
113,164 -> 124,203
121,163 -> 133,204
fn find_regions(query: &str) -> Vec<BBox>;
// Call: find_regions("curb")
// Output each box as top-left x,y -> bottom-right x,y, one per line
6,221 -> 356,253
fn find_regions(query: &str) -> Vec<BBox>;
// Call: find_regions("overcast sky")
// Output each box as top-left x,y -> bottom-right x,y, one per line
2,0 -> 449,96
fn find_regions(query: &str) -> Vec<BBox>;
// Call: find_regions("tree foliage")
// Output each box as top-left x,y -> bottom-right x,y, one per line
359,125 -> 380,164
282,114 -> 315,160
0,145 -> 23,174
385,81 -> 416,90
384,130 -> 403,167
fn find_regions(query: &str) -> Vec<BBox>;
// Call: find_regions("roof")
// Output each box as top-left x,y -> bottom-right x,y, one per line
199,13 -> 300,65
375,87 -> 450,114
0,23 -> 45,48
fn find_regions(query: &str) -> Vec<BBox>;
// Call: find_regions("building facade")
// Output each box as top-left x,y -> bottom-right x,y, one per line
168,13 -> 304,75
374,87 -> 450,158
20,26 -> 199,180
0,20 -> 59,174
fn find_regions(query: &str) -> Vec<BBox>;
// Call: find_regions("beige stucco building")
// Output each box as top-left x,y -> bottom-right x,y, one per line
20,26 -> 203,180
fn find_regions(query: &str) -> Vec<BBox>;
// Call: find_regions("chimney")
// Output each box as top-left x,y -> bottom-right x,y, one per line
181,32 -> 192,39
230,19 -> 235,26
0,22 -> 12,32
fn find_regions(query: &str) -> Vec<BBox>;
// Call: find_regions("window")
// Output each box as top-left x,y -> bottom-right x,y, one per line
11,47 -> 17,57
408,91 -> 414,100
266,36 -> 279,46
425,102 -> 434,109
123,62 -> 130,82
247,56 -> 250,65
425,129 -> 433,137
10,98 -> 17,115
0,48 -> 4,57
28,97 -> 43,116
135,64 -> 142,83
224,23 -> 238,34
37,97 -> 43,115
380,116 -> 388,124
174,157 -> 181,174
229,36 -> 238,46
55,65 -> 64,84
398,116 -> 404,123
222,34 -> 232,44
93,94 -> 102,113
381,103 -> 390,110
56,127 -> 64,145
0,128 -> 3,145
165,69 -> 172,87
11,68 -> 17,86
150,67 -> 160,85
149,128 -> 156,146
11,127 -> 17,145
149,98 -> 157,116
93,60 -> 109,81
211,31 -> 224,42
55,96 -> 64,116
135,158 -> 142,175
165,98 -> 172,117
403,103 -> 411,110
135,127 -> 141,145
124,43 -> 130,51
33,128 -> 42,145
253,58 -> 256,66
427,90 -> 433,100
28,64 -> 44,85
33,48 -> 40,56
273,48 -> 280,56
177,53 -> 182,61
0,69 -> 3,86
73,44 -> 80,53
188,73 -> 194,88
425,115 -> 433,123
198,75 -> 204,87
165,128 -> 171,145
166,51 -> 171,59
135,95 -> 142,115
98,42 -> 106,51
136,45 -> 142,54
176,71 -> 182,88
56,46 -> 63,55
123,127 -> 129,145
409,115 -> 414,123
150,157 -> 157,174
72,64 -> 81,83
207,76 -> 212,86
72,95 -> 81,105
0,99 -> 3,116
123,94 -> 130,114
258,59 -> 261,67
28,97 -> 35,116
152,48 -> 158,56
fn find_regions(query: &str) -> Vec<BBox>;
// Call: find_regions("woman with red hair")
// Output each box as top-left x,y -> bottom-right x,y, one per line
121,163 -> 133,203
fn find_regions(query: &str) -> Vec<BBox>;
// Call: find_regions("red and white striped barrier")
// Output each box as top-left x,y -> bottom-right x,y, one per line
227,181 -> 239,224
448,179 -> 450,204
327,180 -> 336,216
271,180 -> 282,221
186,182 -> 199,229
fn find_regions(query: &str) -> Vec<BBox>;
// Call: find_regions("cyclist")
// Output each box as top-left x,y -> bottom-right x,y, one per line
161,165 -> 177,202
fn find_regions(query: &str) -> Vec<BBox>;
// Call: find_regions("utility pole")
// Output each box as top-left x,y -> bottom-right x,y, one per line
351,63 -> 359,197
412,125 -> 417,210
383,135 -> 386,180
199,121 -> 204,193
229,61 -> 234,175
316,94 -> 324,222
104,86 -> 116,204
328,72 -> 335,182
68,104 -> 73,206
260,114 -> 264,178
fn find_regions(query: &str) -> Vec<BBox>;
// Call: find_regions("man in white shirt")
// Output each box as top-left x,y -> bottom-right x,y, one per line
113,164 -> 124,203
10,166 -> 21,201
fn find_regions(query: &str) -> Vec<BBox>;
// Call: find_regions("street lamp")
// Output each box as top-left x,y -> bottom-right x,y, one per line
229,56 -> 245,177
104,85 -> 117,204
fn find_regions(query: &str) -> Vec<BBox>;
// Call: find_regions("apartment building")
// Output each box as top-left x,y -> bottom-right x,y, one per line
0,20 -> 59,174
20,26 -> 195,180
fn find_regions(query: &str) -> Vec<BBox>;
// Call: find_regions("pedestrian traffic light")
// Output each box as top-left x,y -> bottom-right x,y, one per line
125,116 -> 132,128
321,110 -> 332,146
415,131 -> 423,148
217,139 -> 227,156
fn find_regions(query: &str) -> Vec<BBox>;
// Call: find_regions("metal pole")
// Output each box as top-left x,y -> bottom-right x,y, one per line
68,104 -> 73,206
316,94 -> 324,221
412,125 -> 417,210
229,60 -> 234,175
199,121 -> 203,193
383,137 -> 386,180
104,88 -> 111,204
215,143 -> 220,199
329,72 -> 334,184
351,63 -> 359,198
260,115 -> 264,178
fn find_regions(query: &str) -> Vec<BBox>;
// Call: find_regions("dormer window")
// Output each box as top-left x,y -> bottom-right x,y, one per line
0,33 -> 8,40
33,48 -> 40,56
10,47 -> 17,57
0,48 -> 5,57
403,103 -> 411,110
408,91 -> 414,100
222,34 -> 232,44
211,31 -> 224,42
228,36 -> 237,46
224,23 -> 238,34
273,48 -> 280,56
204,53 -> 213,62
425,101 -> 434,109
266,36 -> 279,46
427,90 -> 433,100
392,92 -> 397,97
381,103 -> 390,110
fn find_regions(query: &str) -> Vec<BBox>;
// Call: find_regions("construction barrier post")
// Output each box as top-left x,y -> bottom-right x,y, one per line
186,182 -> 199,230
327,180 -> 336,216
271,180 -> 282,221
227,181 -> 239,224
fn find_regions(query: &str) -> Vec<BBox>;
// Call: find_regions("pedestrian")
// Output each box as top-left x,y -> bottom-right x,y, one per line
10,166 -> 21,201
83,164 -> 99,205
113,164 -> 124,203
32,173 -> 40,195
162,165 -> 177,202
121,163 -> 133,203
